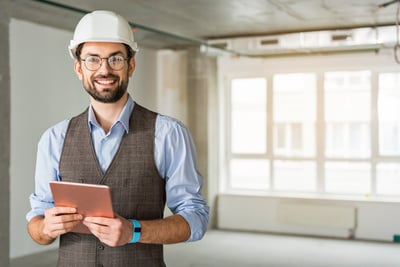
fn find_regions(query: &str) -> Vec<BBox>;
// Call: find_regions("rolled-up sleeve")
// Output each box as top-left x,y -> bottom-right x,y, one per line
26,120 -> 69,222
155,115 -> 209,242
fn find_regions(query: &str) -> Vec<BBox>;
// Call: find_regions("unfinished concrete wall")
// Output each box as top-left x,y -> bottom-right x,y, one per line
0,0 -> 10,266
187,47 -> 218,228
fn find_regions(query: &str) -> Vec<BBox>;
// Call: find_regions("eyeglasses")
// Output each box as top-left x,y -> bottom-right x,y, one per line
81,55 -> 128,71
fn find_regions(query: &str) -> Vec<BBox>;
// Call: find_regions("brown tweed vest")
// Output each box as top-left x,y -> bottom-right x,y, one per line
58,104 -> 166,267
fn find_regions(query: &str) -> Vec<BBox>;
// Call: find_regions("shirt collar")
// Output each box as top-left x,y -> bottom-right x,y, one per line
87,95 -> 135,133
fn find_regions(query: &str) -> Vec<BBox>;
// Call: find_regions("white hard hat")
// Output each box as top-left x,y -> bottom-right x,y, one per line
68,10 -> 138,59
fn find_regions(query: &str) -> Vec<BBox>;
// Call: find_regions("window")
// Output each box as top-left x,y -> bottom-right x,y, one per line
324,71 -> 371,194
230,159 -> 270,190
274,160 -> 316,192
272,73 -> 317,192
230,78 -> 267,154
228,78 -> 269,190
376,72 -> 400,196
324,71 -> 371,158
273,73 -> 316,157
378,73 -> 400,156
376,163 -> 400,195
225,69 -> 400,198
325,162 -> 371,194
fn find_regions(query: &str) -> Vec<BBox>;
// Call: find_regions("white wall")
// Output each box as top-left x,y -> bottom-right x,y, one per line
218,194 -> 400,242
9,18 -> 159,258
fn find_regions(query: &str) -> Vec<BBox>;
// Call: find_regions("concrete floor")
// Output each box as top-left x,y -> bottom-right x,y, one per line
11,230 -> 400,267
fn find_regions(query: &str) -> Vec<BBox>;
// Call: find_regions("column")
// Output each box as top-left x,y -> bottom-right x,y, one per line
187,47 -> 218,228
0,0 -> 11,266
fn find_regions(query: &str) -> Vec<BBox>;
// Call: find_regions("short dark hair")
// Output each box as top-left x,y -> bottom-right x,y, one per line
75,43 -> 135,60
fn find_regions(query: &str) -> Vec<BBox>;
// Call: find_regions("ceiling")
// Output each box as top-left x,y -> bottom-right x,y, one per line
12,0 -> 400,53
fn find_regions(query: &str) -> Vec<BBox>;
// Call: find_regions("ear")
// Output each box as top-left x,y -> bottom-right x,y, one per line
128,58 -> 136,77
74,59 -> 83,80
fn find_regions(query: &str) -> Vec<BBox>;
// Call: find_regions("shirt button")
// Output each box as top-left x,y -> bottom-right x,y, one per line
97,244 -> 104,250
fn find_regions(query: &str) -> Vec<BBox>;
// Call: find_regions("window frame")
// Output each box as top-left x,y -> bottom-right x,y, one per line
219,52 -> 400,200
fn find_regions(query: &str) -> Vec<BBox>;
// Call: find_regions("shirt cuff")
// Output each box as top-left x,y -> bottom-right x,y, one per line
178,209 -> 209,242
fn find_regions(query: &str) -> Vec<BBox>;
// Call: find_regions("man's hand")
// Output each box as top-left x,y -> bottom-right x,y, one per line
43,207 -> 83,238
83,214 -> 132,247
83,214 -> 191,246
28,207 -> 83,245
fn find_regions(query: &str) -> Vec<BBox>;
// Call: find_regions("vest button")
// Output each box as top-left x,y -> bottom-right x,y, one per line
97,244 -> 104,250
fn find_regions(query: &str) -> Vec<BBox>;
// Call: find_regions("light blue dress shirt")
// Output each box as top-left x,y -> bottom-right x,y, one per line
26,95 -> 209,242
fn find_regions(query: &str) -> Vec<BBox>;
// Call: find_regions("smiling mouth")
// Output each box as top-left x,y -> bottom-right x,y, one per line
94,75 -> 119,87
96,79 -> 116,85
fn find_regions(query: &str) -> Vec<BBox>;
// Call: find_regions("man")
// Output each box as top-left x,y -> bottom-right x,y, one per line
26,10 -> 209,266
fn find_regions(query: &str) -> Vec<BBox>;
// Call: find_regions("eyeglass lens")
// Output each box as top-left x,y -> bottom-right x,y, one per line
83,55 -> 126,71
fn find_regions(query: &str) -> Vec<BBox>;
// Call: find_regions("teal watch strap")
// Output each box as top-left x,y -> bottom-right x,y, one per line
129,219 -> 141,243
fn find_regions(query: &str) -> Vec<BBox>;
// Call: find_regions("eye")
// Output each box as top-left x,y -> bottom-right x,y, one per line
109,55 -> 125,63
86,56 -> 101,63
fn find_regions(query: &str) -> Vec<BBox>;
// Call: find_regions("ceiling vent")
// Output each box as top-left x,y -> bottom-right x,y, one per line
204,25 -> 397,57
331,33 -> 352,42
259,38 -> 280,46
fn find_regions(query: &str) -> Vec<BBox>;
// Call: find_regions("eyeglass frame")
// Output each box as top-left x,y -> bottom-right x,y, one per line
80,54 -> 129,71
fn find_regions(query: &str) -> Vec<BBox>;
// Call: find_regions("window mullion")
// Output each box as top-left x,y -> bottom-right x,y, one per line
267,74 -> 274,191
316,71 -> 325,194
370,71 -> 379,196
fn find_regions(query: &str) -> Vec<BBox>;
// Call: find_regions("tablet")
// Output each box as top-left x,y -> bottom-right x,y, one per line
49,181 -> 115,234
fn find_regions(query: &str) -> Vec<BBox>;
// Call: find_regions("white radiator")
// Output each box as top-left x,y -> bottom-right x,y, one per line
278,203 -> 356,229
217,194 -> 398,241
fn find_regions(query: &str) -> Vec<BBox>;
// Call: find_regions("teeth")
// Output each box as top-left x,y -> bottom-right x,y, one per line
97,80 -> 115,84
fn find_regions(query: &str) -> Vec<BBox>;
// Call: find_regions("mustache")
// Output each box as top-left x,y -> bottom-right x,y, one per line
94,74 -> 119,79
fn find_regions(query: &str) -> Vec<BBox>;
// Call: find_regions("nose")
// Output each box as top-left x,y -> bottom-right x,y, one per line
97,58 -> 113,73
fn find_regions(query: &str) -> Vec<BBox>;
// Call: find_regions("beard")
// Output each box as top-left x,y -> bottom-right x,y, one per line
83,74 -> 128,103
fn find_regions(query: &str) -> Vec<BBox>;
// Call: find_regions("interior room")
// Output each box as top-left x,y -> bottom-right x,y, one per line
2,0 -> 400,266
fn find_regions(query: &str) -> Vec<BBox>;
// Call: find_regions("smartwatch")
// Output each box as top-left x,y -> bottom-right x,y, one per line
128,219 -> 141,243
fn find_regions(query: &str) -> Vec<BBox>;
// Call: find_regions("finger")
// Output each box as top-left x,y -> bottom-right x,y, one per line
53,207 -> 78,214
62,219 -> 83,232
84,216 -> 130,247
44,220 -> 80,238
45,207 -> 77,217
60,213 -> 83,222
83,219 -> 108,233
43,214 -> 83,238
84,216 -> 113,225
83,221 -> 111,242
47,214 -> 82,226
